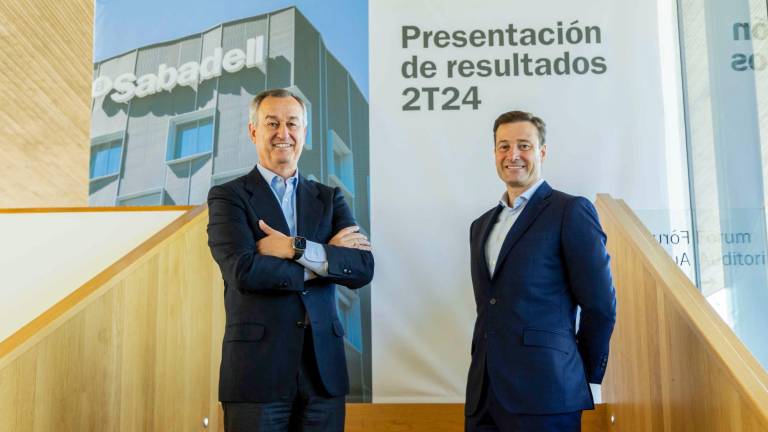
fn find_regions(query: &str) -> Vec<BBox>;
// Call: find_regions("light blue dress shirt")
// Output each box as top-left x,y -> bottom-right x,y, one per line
485,179 -> 545,276
256,163 -> 328,279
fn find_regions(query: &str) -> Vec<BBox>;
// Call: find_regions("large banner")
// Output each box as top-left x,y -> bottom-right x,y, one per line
369,0 -> 688,401
93,0 -> 690,403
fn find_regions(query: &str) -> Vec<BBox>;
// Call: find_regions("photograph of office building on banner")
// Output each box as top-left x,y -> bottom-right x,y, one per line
89,7 -> 372,401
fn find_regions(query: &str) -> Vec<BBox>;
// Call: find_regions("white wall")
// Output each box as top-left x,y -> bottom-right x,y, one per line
0,210 -> 186,341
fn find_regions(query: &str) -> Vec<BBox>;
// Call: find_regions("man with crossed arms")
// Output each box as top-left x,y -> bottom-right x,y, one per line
207,88 -> 374,432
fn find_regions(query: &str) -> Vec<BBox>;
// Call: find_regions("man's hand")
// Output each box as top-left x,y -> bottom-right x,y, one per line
257,220 -> 294,259
329,226 -> 372,251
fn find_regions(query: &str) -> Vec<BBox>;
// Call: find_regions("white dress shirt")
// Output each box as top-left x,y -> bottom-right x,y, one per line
485,179 -> 545,276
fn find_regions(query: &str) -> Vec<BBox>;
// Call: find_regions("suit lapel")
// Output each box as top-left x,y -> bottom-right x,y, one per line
477,206 -> 503,284
244,168 -> 291,235
297,177 -> 322,239
491,182 -> 553,279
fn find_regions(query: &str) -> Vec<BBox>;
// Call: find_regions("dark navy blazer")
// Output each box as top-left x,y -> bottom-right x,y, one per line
207,168 -> 374,402
465,181 -> 616,415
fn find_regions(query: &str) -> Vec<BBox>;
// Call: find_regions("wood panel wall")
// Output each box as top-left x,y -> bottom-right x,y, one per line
0,0 -> 92,207
0,205 -> 611,431
596,196 -> 768,431
346,403 -> 608,432
0,207 -> 226,431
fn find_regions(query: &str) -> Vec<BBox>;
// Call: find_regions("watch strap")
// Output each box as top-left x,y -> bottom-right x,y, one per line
292,236 -> 306,260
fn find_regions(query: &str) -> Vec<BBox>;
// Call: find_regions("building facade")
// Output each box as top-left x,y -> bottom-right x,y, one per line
90,7 -> 372,401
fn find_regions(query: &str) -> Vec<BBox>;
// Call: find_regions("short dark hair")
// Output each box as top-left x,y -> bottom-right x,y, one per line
493,111 -> 546,145
249,88 -> 308,126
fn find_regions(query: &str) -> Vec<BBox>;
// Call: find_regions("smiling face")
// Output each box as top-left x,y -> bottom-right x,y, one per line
494,120 -> 547,194
249,95 -> 306,178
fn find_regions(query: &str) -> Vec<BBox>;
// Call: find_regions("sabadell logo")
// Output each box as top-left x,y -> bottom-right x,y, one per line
92,36 -> 265,104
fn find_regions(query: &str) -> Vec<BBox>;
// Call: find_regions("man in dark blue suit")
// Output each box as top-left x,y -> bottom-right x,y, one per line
465,111 -> 616,432
207,89 -> 374,432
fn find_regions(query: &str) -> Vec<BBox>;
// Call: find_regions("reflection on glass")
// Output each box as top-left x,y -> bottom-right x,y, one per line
678,0 -> 768,370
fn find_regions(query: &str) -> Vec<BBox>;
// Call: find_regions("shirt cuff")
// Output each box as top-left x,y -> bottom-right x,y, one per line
304,268 -> 317,281
297,240 -> 329,276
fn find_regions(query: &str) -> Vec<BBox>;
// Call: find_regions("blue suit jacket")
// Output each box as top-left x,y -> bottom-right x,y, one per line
207,168 -> 374,402
465,181 -> 616,415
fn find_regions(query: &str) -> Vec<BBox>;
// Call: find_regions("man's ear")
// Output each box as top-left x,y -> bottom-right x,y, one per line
248,122 -> 257,143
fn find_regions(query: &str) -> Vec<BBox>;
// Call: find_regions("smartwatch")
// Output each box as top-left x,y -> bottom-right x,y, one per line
292,236 -> 307,260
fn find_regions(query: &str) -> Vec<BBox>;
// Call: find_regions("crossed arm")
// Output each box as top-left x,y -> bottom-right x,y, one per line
256,220 -> 371,280
257,219 -> 371,259
207,184 -> 374,293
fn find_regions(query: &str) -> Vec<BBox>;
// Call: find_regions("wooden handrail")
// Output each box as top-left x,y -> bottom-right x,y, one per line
596,194 -> 768,430
0,206 -> 194,213
0,203 -> 225,430
0,204 -> 206,359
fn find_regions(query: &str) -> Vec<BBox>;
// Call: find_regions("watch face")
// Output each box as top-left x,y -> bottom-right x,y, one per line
294,236 -> 307,250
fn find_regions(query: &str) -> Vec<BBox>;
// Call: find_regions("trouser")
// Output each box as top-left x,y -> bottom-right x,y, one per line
223,329 -> 345,432
466,373 -> 581,432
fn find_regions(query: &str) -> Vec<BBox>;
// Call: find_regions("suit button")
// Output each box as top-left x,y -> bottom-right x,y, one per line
296,321 -> 305,328
301,290 -> 309,295
280,281 -> 289,288
343,268 -> 351,275
489,298 -> 497,305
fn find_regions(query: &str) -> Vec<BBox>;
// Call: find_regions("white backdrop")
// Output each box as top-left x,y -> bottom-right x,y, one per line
369,0 -> 688,402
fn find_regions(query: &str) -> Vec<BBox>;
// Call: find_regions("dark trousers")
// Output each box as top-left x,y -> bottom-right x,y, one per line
466,375 -> 581,432
223,329 -> 345,432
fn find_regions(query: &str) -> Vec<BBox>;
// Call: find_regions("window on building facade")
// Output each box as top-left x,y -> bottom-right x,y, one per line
336,288 -> 362,351
90,140 -> 122,179
332,139 -> 354,189
327,129 -> 356,210
333,149 -> 352,184
117,190 -> 163,206
171,117 -> 214,161
212,168 -> 251,186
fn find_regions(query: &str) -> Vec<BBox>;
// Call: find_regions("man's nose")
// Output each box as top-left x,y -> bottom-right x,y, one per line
276,123 -> 289,138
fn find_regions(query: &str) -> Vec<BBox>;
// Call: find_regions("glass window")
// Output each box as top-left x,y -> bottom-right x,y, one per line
117,191 -> 162,206
90,140 -> 122,179
678,0 -> 768,370
211,168 -> 250,187
328,129 -> 355,195
334,151 -> 346,178
336,288 -> 362,351
172,117 -> 213,160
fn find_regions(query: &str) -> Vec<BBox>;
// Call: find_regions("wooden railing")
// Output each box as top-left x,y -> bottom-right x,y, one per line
0,205 -> 224,431
0,206 -> 193,214
0,204 -> 616,431
596,195 -> 768,431
10,196 -> 752,430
